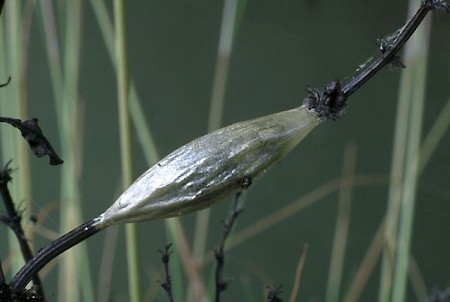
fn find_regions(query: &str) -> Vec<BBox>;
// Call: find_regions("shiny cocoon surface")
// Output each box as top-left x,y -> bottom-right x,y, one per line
95,105 -> 320,227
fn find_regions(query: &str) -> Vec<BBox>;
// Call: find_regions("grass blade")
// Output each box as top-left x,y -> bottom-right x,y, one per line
191,1 -> 243,289
325,143 -> 357,302
113,1 -> 142,301
1,0 -> 33,277
390,14 -> 430,302
379,2 -> 431,300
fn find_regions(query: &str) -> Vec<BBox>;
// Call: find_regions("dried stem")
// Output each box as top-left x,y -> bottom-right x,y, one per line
304,0 -> 448,120
342,0 -> 448,98
0,162 -> 45,299
159,244 -> 174,302
9,219 -> 102,292
214,193 -> 244,302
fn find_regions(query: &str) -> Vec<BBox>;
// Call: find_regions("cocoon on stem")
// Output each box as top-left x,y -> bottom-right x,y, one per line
95,104 -> 322,226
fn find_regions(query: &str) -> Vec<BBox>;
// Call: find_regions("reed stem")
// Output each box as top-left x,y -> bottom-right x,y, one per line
114,1 -> 142,301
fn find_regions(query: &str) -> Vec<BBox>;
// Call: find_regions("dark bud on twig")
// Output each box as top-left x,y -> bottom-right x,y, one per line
159,243 -> 173,265
304,79 -> 347,120
267,285 -> 284,302
425,0 -> 449,12
0,117 -> 63,165
0,212 -> 21,232
160,282 -> 171,293
216,280 -> 229,292
0,161 -> 13,185
29,215 -> 38,224
387,56 -> 406,70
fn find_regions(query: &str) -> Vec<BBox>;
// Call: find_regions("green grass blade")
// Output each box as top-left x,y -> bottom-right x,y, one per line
56,2 -> 94,302
206,0 -> 239,132
390,4 -> 431,301
419,96 -> 450,174
37,1 -> 94,301
191,0 -> 245,286
90,0 -> 159,164
90,3 -> 190,300
378,2 -> 431,300
38,0 -> 63,112
113,1 -> 142,301
0,0 -> 24,277
325,144 -> 357,302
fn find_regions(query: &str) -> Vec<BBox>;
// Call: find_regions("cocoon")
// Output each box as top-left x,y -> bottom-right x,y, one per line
95,105 -> 321,227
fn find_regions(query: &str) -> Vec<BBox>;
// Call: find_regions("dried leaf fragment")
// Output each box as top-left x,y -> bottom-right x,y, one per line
0,117 -> 63,165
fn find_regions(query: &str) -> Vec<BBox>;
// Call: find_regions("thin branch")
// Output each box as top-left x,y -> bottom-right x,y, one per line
341,0 -> 448,98
214,193 -> 244,302
303,0 -> 449,120
159,244 -> 174,302
0,162 -> 45,300
288,244 -> 309,302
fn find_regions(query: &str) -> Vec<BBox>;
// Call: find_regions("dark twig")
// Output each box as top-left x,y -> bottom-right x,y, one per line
214,193 -> 244,302
267,285 -> 284,302
0,117 -> 63,165
0,257 -> 5,285
159,243 -> 174,302
10,218 -> 102,292
341,0 -> 448,98
303,0 -> 449,120
0,162 -> 45,300
0,0 -> 5,17
0,76 -> 11,88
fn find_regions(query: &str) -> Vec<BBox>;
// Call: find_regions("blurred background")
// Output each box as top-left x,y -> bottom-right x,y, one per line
1,0 -> 450,301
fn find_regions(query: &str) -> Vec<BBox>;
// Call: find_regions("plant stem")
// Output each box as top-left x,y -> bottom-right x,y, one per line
159,244 -> 174,302
89,0 -> 159,164
9,219 -> 103,292
341,0 -> 439,99
113,1 -> 142,301
0,163 -> 44,299
379,0 -> 432,299
58,2 -> 88,302
214,193 -> 244,302
418,97 -> 450,173
391,8 -> 430,302
325,144 -> 357,302
192,0 -> 240,291
0,0 -> 36,281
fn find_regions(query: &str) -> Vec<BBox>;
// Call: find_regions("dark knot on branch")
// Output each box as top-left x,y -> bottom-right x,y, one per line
304,79 -> 347,120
